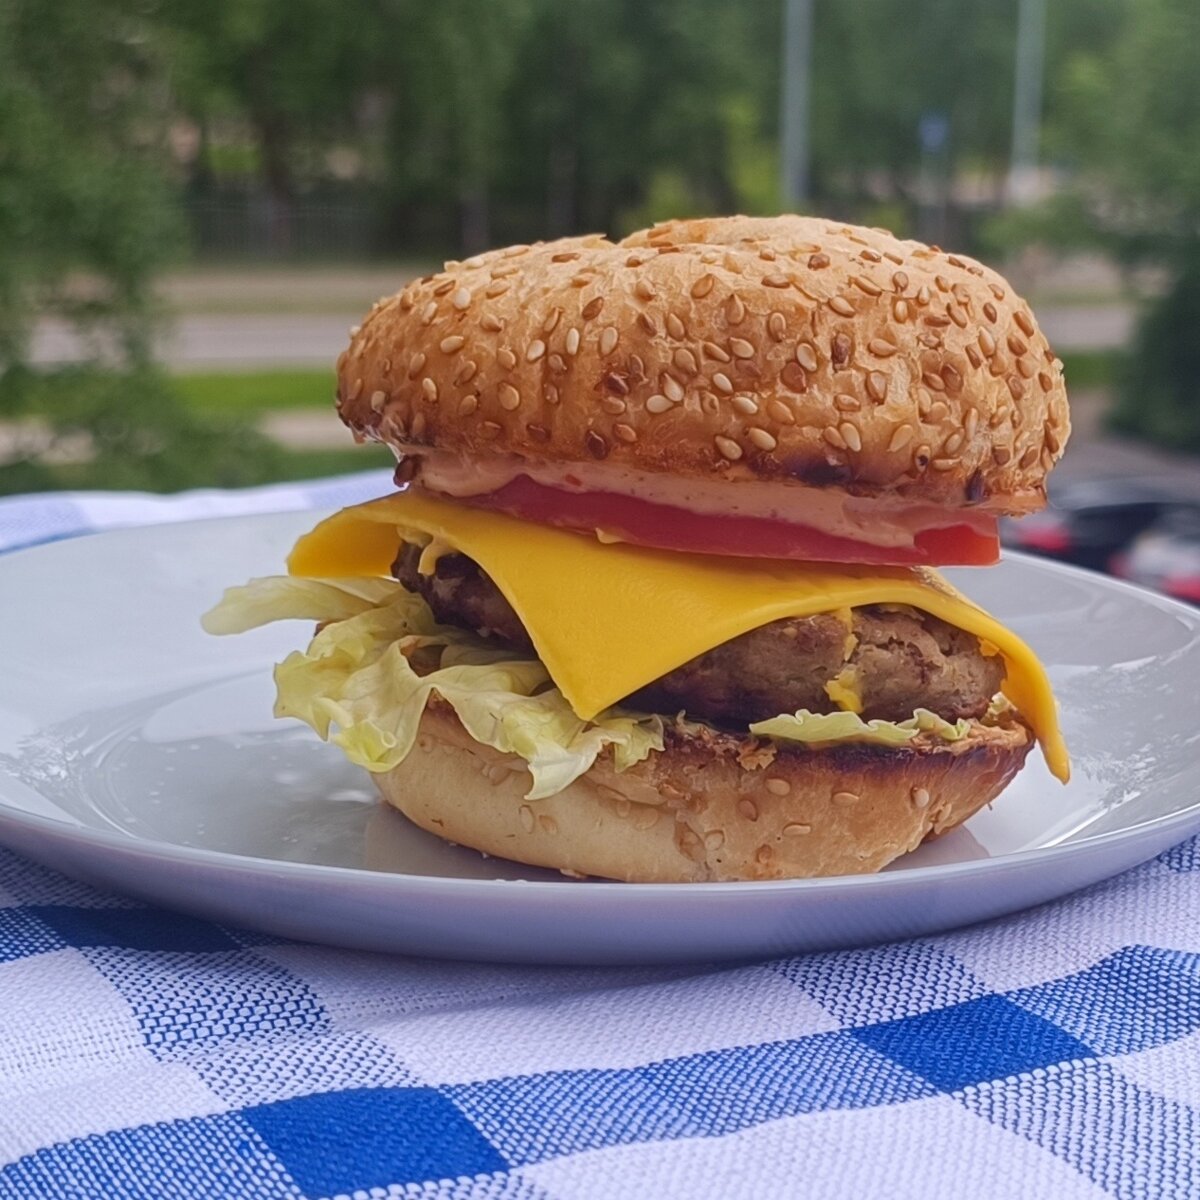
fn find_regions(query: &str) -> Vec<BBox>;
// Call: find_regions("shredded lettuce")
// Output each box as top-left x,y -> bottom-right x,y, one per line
203,577 -> 663,799
749,707 -> 971,747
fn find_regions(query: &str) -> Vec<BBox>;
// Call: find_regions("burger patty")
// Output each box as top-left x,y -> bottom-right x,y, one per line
393,544 -> 1005,726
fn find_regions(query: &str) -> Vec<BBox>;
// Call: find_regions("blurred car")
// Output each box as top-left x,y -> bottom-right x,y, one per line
1000,478 -> 1178,573
1113,504 -> 1200,606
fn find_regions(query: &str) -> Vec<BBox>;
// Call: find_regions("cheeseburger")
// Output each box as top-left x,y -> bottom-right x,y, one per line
205,216 -> 1071,882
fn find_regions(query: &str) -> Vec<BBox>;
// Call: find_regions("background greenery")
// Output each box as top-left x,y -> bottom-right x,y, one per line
0,0 -> 1196,494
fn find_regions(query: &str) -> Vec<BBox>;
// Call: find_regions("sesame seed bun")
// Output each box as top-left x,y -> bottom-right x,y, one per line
376,698 -> 1034,882
338,215 -> 1069,513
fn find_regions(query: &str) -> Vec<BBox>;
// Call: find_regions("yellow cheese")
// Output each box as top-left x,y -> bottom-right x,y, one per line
289,491 -> 1069,782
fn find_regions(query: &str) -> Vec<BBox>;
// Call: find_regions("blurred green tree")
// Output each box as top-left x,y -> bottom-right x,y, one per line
0,0 -> 275,494
1049,0 -> 1200,447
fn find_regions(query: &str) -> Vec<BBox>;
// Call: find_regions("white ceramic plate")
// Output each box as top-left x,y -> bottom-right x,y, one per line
0,511 -> 1198,965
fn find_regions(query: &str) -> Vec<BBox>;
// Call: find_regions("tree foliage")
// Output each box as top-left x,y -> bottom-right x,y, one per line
0,0 -> 276,494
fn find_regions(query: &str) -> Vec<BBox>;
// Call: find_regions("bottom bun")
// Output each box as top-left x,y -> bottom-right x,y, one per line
376,700 -> 1034,882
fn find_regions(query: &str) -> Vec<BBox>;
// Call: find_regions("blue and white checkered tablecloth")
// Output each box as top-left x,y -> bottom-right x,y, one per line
1,476 -> 1199,1200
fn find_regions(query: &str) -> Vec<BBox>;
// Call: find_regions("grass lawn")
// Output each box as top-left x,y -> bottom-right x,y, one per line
173,369 -> 334,416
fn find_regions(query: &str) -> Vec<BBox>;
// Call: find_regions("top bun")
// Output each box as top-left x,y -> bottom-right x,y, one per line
337,216 -> 1069,512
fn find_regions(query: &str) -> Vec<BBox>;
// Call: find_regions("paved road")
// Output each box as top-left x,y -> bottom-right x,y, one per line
30,304 -> 1134,370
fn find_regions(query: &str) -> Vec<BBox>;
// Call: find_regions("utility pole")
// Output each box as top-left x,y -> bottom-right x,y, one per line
1008,0 -> 1047,205
780,0 -> 814,211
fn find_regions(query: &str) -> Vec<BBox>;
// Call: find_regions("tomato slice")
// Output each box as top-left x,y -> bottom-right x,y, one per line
451,477 -> 1000,566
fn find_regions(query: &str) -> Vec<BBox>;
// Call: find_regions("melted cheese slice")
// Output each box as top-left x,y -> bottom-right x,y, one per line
289,491 -> 1069,782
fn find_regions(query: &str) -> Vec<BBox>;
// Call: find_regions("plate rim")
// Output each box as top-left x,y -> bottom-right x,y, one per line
1,506 -> 1198,898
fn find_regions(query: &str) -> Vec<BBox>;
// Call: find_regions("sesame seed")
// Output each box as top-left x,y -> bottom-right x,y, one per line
421,377 -> 438,402
485,281 -> 509,299
527,422 -> 551,442
783,822 -> 811,836
480,313 -> 504,332
369,389 -> 387,411
833,790 -> 859,805
498,383 -> 520,410
601,396 -> 626,415
1020,445 -> 1039,469
646,394 -> 673,414
602,371 -> 629,395
989,283 -> 1006,301
941,364 -> 963,393
433,279 -> 454,296
831,333 -> 852,368
1038,371 -> 1053,393
497,348 -> 518,371
983,301 -> 998,323
634,279 -> 656,302
407,352 -> 427,378
673,347 -> 698,375
399,292 -> 415,311
759,246 -> 777,262
1045,428 -> 1061,454
823,426 -> 846,450
931,457 -> 956,471
766,400 -> 793,425
637,312 -> 658,336
690,273 -> 716,298
922,372 -> 946,392
666,312 -> 687,339
794,342 -> 818,372
458,395 -> 478,416
853,275 -> 883,297
762,272 -> 791,288
768,311 -> 787,341
439,334 -> 465,353
893,298 -> 911,323
542,308 -> 562,335
965,345 -> 983,369
808,252 -> 831,269
581,297 -> 604,320
766,778 -> 791,796
712,371 -> 734,394
420,301 -> 437,324
916,285 -> 931,306
715,435 -> 743,461
599,327 -> 619,356
564,327 -> 581,356
887,424 -> 914,452
977,330 -> 997,359
549,251 -> 579,263
989,353 -> 1009,377
518,804 -> 535,832
730,337 -> 755,359
490,263 -> 519,279
748,427 -> 777,451
834,393 -> 860,412
829,296 -> 856,317
704,829 -> 726,852
549,353 -> 568,375
965,407 -> 980,438
586,430 -> 609,458
928,400 -> 950,423
479,420 -> 502,439
737,797 -> 759,820
732,395 -> 759,414
943,430 -> 965,455
1007,334 -> 1028,357
347,377 -> 364,400
726,295 -> 746,324
923,314 -> 951,328
454,359 -> 479,384
411,412 -> 427,438
614,423 -> 638,443
868,338 -> 897,358
662,374 -> 685,403
947,304 -> 968,328
1008,375 -> 1027,400
913,443 -> 931,469
526,340 -> 547,363
544,383 -> 560,405
1014,312 -> 1036,341
993,445 -> 1012,465
702,340 -> 731,362
866,371 -> 889,401
1017,356 -> 1036,379
912,787 -> 930,809
840,422 -> 862,452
